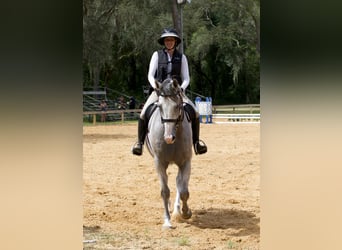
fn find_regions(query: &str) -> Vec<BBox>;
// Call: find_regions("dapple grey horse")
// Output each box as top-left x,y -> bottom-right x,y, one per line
145,78 -> 193,228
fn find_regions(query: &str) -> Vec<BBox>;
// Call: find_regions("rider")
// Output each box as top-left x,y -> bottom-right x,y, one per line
132,28 -> 207,156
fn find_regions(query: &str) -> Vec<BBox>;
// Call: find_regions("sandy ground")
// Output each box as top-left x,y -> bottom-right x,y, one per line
83,122 -> 260,249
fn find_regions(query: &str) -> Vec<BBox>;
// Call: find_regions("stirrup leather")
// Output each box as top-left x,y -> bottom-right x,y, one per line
194,140 -> 207,155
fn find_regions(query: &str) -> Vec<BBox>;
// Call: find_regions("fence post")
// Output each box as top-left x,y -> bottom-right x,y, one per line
93,114 -> 96,125
205,97 -> 212,123
195,96 -> 202,123
196,97 -> 213,124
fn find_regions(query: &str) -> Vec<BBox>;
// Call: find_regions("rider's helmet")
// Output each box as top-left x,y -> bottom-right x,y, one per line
157,28 -> 181,46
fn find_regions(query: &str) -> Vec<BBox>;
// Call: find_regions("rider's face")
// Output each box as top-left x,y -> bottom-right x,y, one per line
164,37 -> 176,49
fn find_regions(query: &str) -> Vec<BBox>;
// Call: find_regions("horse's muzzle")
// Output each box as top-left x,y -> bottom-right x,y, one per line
164,135 -> 175,144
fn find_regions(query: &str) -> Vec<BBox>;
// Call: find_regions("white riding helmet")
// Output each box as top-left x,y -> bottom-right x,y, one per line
157,28 -> 181,45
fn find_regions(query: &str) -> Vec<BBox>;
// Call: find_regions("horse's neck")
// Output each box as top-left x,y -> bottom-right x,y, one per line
149,111 -> 163,131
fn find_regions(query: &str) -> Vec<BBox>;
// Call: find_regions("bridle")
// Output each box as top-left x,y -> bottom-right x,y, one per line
157,90 -> 184,128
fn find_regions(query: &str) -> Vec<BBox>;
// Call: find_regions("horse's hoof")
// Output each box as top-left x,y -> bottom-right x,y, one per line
172,210 -> 182,222
181,209 -> 192,219
162,221 -> 174,229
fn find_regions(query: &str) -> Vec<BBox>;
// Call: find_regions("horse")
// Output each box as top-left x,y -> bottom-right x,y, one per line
145,78 -> 193,228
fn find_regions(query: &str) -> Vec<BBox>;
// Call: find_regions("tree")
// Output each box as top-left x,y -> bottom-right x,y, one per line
83,0 -> 117,90
184,0 -> 260,103
83,0 -> 260,105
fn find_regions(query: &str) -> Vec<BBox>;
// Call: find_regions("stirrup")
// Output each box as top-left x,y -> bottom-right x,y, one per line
194,140 -> 207,155
132,142 -> 143,156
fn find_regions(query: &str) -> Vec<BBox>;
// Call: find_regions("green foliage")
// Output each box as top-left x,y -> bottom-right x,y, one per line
184,0 -> 260,104
177,235 -> 190,246
83,0 -> 259,104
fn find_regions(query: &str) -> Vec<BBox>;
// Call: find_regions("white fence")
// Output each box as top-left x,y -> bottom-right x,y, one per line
82,104 -> 260,125
196,102 -> 260,124
212,113 -> 260,124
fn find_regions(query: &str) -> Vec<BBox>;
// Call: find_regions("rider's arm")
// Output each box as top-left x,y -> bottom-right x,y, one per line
147,51 -> 158,89
180,54 -> 190,91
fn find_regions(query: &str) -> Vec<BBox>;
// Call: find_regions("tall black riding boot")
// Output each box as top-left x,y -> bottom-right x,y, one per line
132,118 -> 147,156
192,117 -> 207,155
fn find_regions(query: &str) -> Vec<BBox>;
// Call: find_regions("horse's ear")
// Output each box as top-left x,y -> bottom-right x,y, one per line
155,80 -> 161,90
171,78 -> 179,88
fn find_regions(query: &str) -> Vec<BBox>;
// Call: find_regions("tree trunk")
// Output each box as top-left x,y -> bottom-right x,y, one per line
170,0 -> 183,53
93,65 -> 100,90
128,57 -> 137,90
253,15 -> 260,54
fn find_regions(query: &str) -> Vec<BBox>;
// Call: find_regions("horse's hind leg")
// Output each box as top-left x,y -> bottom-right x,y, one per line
156,162 -> 172,228
173,162 -> 192,220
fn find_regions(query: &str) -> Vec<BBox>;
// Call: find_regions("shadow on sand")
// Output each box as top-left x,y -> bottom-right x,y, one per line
83,225 -> 101,234
187,207 -> 259,236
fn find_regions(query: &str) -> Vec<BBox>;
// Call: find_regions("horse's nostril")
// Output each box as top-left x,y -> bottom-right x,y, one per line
164,135 -> 175,144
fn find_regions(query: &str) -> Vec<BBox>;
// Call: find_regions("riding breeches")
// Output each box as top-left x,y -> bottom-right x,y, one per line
139,90 -> 199,119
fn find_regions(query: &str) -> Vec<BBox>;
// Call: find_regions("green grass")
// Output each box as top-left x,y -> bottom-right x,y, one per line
227,240 -> 236,249
177,236 -> 190,246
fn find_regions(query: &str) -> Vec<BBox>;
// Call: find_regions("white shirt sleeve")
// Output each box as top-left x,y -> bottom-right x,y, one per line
147,51 -> 158,89
180,54 -> 190,90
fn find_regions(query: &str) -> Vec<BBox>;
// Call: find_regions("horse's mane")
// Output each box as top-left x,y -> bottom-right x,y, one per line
160,79 -> 181,102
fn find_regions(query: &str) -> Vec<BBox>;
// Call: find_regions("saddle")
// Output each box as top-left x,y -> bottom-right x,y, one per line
145,102 -> 194,127
145,103 -> 158,123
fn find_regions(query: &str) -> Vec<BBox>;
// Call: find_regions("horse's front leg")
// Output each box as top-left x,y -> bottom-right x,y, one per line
155,159 -> 172,228
172,190 -> 181,219
172,161 -> 192,220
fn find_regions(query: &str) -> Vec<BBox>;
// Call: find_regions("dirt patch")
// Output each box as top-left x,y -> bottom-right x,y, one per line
83,123 -> 260,249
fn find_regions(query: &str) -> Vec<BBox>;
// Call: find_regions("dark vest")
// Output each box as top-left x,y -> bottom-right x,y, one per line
155,49 -> 182,84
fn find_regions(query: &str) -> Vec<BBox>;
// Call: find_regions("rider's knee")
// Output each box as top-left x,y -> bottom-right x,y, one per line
184,103 -> 197,121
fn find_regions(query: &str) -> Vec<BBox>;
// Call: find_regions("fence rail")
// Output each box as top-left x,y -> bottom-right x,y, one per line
212,113 -> 260,124
83,109 -> 142,125
212,104 -> 260,114
83,104 -> 260,125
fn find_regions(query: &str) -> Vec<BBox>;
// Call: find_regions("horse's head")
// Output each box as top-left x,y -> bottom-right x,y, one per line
155,78 -> 184,144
